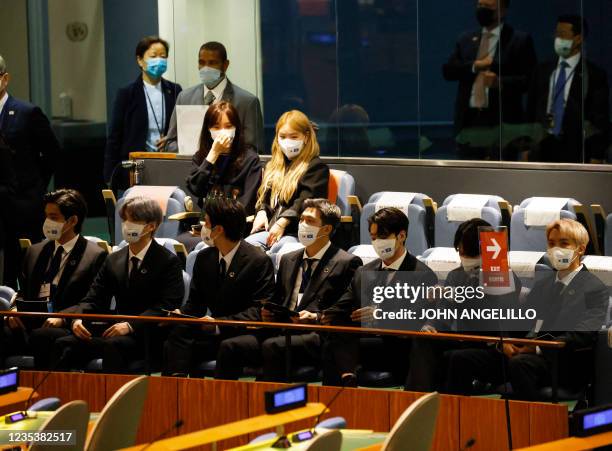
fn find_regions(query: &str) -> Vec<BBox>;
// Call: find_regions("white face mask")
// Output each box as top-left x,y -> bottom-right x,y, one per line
278,138 -> 304,160
298,222 -> 322,247
200,224 -> 216,247
199,66 -> 224,89
554,37 -> 574,59
42,218 -> 65,241
372,238 -> 397,261
460,256 -> 481,272
122,221 -> 146,244
547,246 -> 578,271
210,127 -> 236,141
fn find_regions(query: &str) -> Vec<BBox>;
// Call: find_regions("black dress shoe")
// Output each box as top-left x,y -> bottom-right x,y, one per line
341,373 -> 358,387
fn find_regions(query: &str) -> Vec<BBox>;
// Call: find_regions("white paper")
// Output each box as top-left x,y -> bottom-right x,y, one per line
447,194 -> 492,222
509,251 -> 546,278
374,192 -> 417,216
524,197 -> 569,227
176,105 -> 208,155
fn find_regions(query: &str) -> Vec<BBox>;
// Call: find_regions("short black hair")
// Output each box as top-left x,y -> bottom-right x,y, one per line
135,36 -> 170,59
204,196 -> 246,242
199,41 -> 228,61
558,14 -> 588,37
302,198 -> 341,230
368,207 -> 409,238
119,197 -> 163,235
453,218 -> 492,257
44,189 -> 88,234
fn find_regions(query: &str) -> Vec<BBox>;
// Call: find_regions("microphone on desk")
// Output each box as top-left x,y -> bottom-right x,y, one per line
140,419 -> 184,451
311,377 -> 351,435
23,347 -> 72,417
121,160 -> 145,185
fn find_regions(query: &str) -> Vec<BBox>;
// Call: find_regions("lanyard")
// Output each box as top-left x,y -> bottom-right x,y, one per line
144,84 -> 165,136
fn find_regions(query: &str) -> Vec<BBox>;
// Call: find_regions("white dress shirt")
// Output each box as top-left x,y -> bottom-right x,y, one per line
219,241 -> 241,270
470,24 -> 503,108
381,249 -> 407,271
128,239 -> 153,273
204,77 -> 228,105
143,81 -> 164,152
290,241 -> 332,310
0,92 -> 8,117
49,234 -> 80,286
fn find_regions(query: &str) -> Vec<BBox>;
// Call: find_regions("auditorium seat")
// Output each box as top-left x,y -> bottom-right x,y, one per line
30,397 -> 61,412
435,194 -> 507,248
328,169 -> 356,217
115,237 -> 183,255
30,400 -> 89,451
348,245 -> 379,265
418,247 -> 461,283
113,186 -> 188,241
186,242 -> 209,277
381,392 -> 439,451
607,213 -> 612,256
508,250 -> 553,289
360,192 -> 434,256
510,197 -> 579,252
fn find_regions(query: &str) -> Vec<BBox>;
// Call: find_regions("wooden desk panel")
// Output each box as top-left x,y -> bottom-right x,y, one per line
460,397 -> 531,451
29,372 -> 106,412
178,378 -> 249,451
0,388 -> 35,416
317,386 -> 390,432
529,403 -> 569,445
389,392 -> 461,451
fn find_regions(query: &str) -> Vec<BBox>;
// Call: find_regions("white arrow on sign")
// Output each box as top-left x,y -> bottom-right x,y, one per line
486,238 -> 501,259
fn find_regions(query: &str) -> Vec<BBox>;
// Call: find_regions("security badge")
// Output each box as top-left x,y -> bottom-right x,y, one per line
39,283 -> 51,299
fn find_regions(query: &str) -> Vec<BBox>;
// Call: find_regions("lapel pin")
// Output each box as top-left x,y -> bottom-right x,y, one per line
324,268 -> 330,273
568,289 -> 575,296
70,259 -> 77,266
229,272 -> 235,278
141,268 -> 147,274
8,111 -> 15,115
472,36 -> 478,42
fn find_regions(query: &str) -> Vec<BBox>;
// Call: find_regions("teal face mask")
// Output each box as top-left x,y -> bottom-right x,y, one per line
145,57 -> 168,78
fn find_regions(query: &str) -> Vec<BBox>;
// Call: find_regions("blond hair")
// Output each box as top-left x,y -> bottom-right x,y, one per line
256,110 -> 320,209
546,218 -> 589,248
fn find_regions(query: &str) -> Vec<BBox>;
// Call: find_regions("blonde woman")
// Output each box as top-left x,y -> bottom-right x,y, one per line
246,110 -> 329,252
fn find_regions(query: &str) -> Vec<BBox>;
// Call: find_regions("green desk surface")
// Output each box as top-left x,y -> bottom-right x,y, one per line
229,429 -> 387,451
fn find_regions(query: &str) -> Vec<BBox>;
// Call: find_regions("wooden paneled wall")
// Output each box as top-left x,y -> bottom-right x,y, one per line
20,371 -> 568,451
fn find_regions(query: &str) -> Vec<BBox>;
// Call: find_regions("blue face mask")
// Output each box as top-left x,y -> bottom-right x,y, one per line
199,66 -> 224,89
145,57 -> 168,78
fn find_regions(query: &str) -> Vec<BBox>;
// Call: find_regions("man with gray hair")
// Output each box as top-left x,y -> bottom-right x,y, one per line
52,196 -> 184,372
0,55 -> 61,288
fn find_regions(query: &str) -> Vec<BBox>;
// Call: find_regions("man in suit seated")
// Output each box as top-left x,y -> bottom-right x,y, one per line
321,207 -> 438,386
165,41 -> 264,155
0,55 -> 61,288
446,219 -> 608,400
52,196 -> 184,372
405,218 -> 522,392
162,196 -> 275,377
1,189 -> 107,368
527,15 -> 609,164
442,0 -> 536,160
214,198 -> 362,381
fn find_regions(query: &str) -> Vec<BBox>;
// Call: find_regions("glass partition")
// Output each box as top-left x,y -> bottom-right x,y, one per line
0,0 -> 609,165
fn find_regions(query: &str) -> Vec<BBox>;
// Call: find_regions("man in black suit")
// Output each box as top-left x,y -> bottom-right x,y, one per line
165,41 -> 264,154
1,189 -> 107,368
527,16 -> 609,164
0,55 -> 61,288
163,197 -> 275,377
216,198 -> 362,381
104,36 -> 183,190
53,196 -> 184,372
442,0 -> 536,160
446,219 -> 608,400
321,207 -> 438,386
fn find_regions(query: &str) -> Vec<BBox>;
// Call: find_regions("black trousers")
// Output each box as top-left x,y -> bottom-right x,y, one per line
405,339 -> 457,392
261,332 -> 321,382
445,347 -> 550,400
163,324 -> 223,376
53,333 -> 141,373
0,324 -> 70,369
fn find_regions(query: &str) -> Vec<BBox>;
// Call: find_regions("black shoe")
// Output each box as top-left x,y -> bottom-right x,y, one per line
341,373 -> 358,387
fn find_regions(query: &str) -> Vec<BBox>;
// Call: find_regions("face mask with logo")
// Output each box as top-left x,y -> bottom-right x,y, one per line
476,7 -> 497,28
279,138 -> 304,160
199,66 -> 224,89
122,221 -> 146,244
145,57 -> 168,78
200,224 -> 216,247
554,38 -> 574,59
210,127 -> 236,141
547,246 -> 578,271
373,238 -> 397,261
298,223 -> 322,247
43,218 -> 65,241
460,256 -> 482,272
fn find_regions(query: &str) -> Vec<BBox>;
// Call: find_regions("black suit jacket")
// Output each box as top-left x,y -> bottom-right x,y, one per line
69,239 -> 184,332
527,58 -> 610,162
326,253 -> 439,326
182,240 -> 275,321
442,24 -> 536,133
257,157 -> 329,235
274,245 -> 362,317
21,236 -> 107,312
527,267 -> 608,350
104,76 -> 182,185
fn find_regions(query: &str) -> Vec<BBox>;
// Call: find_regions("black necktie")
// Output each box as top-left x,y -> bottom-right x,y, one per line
45,246 -> 64,283
129,256 -> 140,285
299,259 -> 314,294
551,281 -> 565,299
219,259 -> 227,280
